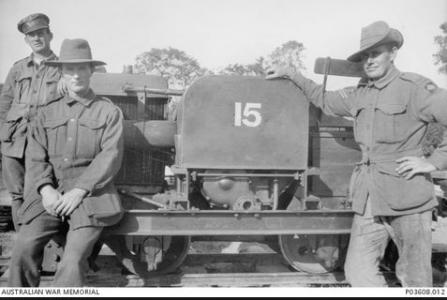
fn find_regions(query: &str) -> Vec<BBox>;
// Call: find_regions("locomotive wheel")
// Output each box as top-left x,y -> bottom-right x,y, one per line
105,235 -> 191,276
279,234 -> 347,274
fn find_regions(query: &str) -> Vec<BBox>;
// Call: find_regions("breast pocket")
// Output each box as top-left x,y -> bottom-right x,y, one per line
15,75 -> 32,103
43,118 -> 68,156
44,80 -> 60,103
351,104 -> 368,145
0,104 -> 27,142
375,103 -> 411,144
77,119 -> 106,158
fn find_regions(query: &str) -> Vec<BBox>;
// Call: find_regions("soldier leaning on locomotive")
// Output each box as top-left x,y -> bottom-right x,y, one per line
0,13 -> 447,287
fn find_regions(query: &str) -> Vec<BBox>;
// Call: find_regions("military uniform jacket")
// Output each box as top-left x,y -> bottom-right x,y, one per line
291,66 -> 447,216
0,53 -> 61,158
20,90 -> 124,229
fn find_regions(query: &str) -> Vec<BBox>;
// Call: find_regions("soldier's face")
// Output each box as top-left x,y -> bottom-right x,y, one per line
24,28 -> 52,54
361,44 -> 397,79
62,63 -> 93,94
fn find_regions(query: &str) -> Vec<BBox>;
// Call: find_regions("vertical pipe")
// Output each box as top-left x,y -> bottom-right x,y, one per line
176,177 -> 182,193
185,172 -> 190,209
273,178 -> 279,210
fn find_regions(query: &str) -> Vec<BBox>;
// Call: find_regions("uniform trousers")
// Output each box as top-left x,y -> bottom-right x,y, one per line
8,212 -> 103,287
344,197 -> 433,287
2,155 -> 25,231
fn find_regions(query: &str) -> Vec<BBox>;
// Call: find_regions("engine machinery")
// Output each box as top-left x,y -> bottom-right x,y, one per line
34,58 -> 447,279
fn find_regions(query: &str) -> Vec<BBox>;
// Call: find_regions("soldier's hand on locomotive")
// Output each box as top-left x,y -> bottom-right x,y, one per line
395,156 -> 437,180
39,184 -> 62,216
265,65 -> 298,80
53,188 -> 88,217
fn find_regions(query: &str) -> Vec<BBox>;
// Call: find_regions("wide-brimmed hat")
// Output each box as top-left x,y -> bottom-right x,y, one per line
17,13 -> 50,34
347,21 -> 404,62
46,39 -> 106,66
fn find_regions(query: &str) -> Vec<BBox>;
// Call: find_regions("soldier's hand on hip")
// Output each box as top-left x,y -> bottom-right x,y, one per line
54,188 -> 87,217
395,156 -> 437,180
265,65 -> 297,80
40,185 -> 61,216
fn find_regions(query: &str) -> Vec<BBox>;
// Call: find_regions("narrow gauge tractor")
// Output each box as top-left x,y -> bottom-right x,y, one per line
95,61 -> 359,276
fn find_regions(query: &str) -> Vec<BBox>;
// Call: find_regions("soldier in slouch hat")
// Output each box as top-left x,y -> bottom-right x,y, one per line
8,38 -> 124,287
267,21 -> 447,287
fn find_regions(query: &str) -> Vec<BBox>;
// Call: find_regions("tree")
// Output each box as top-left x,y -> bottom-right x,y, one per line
264,40 -> 306,73
134,47 -> 206,88
434,22 -> 447,74
219,57 -> 265,76
219,41 -> 306,76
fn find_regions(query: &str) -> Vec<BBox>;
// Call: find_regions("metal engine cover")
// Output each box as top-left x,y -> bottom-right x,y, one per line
201,170 -> 293,210
176,75 -> 309,170
202,172 -> 252,209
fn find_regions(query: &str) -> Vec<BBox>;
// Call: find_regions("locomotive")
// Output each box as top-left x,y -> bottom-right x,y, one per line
4,58 -> 444,280
89,62 -> 359,276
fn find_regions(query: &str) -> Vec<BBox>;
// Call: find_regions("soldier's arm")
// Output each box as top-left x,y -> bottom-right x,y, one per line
0,67 -> 16,127
27,110 -> 58,193
74,106 -> 124,194
418,87 -> 447,170
287,73 -> 355,117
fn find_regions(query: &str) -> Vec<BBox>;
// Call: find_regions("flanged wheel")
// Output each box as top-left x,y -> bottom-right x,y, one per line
279,234 -> 347,274
105,235 -> 191,276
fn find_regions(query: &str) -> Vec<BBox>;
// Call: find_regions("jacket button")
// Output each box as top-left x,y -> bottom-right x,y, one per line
63,158 -> 68,162
70,119 -> 75,122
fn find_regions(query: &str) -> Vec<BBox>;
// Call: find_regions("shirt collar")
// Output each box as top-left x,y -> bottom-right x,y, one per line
367,65 -> 400,89
65,89 -> 96,107
26,51 -> 57,67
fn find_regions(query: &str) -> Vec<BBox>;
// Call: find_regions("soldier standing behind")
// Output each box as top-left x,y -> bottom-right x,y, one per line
0,13 -> 60,230
8,38 -> 124,287
266,21 -> 447,287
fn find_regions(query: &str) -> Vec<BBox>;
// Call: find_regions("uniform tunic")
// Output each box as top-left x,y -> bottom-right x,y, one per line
21,90 -> 124,229
0,53 -> 60,158
290,65 -> 447,216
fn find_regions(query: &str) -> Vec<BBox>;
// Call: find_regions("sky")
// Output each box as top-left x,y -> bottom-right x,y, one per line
0,0 -> 446,89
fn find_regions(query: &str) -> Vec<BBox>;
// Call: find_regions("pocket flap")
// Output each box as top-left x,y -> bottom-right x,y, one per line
43,118 -> 68,129
376,103 -> 406,115
46,79 -> 59,84
83,194 -> 122,218
6,103 -> 28,122
350,102 -> 368,117
79,119 -> 106,129
376,162 -> 400,177
17,73 -> 32,82
6,113 -> 23,122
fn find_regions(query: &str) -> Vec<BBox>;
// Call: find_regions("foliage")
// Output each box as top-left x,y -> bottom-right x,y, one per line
219,41 -> 306,76
434,22 -> 447,74
264,40 -> 306,73
134,47 -> 206,88
133,40 -> 306,87
218,57 -> 265,76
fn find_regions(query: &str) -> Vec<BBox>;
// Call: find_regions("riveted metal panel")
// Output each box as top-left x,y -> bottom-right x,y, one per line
108,210 -> 354,236
177,76 -> 308,170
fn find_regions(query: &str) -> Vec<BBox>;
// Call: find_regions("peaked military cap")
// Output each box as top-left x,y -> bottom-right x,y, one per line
17,13 -> 50,34
348,21 -> 404,62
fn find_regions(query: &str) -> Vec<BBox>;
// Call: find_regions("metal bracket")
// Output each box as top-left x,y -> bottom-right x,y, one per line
136,89 -> 146,120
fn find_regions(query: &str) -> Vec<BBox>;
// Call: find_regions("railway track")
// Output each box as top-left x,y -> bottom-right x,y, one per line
0,252 -> 386,287
0,240 -> 445,287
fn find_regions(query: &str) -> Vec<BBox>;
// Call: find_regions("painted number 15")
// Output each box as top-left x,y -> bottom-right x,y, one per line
234,102 -> 262,127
